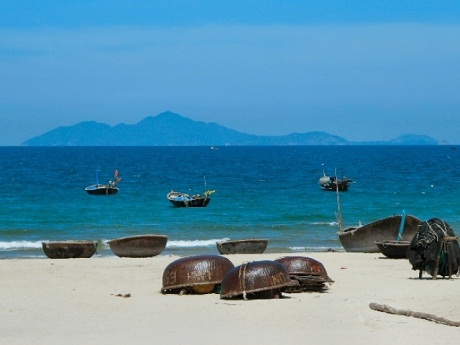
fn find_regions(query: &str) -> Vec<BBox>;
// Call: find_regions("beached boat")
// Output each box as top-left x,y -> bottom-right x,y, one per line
375,240 -> 410,259
42,240 -> 98,259
107,234 -> 168,258
167,190 -> 214,207
338,214 -> 422,253
216,239 -> 268,254
85,169 -> 121,195
319,172 -> 353,191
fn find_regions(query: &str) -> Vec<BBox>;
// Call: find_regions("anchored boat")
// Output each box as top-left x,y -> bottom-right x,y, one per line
85,169 -> 121,195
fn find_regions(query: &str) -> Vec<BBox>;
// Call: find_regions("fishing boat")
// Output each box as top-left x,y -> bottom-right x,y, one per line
167,190 -> 214,207
85,169 -> 121,195
338,213 -> 422,253
332,169 -> 422,252
319,172 -> 353,191
168,176 -> 215,207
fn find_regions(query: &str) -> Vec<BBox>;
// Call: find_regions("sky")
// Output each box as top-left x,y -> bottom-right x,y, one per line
1,1 -> 460,145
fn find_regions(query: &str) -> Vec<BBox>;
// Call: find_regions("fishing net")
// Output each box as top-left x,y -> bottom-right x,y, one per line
408,218 -> 460,278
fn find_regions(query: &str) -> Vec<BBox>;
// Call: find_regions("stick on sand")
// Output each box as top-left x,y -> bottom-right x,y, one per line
369,303 -> 460,327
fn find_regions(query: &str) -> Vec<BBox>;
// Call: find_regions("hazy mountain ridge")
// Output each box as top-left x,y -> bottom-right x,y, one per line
22,111 -> 440,146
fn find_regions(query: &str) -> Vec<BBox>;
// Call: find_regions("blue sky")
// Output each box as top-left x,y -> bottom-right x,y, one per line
1,1 -> 460,145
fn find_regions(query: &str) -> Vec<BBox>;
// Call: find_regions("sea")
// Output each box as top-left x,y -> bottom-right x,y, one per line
1,145 -> 459,259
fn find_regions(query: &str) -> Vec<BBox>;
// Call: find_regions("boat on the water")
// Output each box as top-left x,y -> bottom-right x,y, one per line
167,190 -> 215,207
319,172 -> 353,191
216,239 -> 268,254
338,214 -> 422,253
85,169 -> 121,195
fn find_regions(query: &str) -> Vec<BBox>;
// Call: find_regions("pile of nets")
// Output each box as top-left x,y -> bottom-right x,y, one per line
408,218 -> 460,278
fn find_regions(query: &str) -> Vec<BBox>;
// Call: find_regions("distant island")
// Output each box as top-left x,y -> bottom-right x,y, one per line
22,111 -> 440,146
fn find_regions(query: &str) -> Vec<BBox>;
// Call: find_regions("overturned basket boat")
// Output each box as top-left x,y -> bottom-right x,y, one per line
162,255 -> 234,294
42,240 -> 97,259
216,239 -> 268,254
275,256 -> 334,292
107,234 -> 168,258
220,260 -> 293,300
375,240 -> 410,259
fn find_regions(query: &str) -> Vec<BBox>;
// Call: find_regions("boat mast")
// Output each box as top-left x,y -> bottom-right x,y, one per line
335,169 -> 344,231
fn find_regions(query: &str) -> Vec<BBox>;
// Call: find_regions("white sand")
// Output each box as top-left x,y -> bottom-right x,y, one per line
1,252 -> 459,345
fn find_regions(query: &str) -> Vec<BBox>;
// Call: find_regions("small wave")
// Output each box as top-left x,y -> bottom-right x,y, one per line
0,240 -> 43,250
310,221 -> 338,227
167,238 -> 230,248
289,246 -> 343,252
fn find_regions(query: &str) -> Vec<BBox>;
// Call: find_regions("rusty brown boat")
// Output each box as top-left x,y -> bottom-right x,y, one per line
107,234 -> 168,258
275,256 -> 334,292
42,240 -> 97,259
220,260 -> 293,300
216,239 -> 268,255
161,255 -> 234,294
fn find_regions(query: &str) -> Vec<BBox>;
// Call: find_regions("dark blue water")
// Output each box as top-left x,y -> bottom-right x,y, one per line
1,146 -> 459,258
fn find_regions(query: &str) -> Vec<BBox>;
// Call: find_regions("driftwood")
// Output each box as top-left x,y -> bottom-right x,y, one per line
369,303 -> 460,327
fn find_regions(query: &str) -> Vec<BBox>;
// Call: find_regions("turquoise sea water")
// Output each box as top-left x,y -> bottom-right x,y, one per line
1,146 -> 459,259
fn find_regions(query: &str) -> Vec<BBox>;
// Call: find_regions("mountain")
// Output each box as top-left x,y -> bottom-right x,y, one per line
22,111 -> 439,146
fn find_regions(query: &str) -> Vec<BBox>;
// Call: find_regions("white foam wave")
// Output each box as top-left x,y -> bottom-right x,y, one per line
311,221 -> 338,226
167,238 -> 230,248
289,246 -> 343,252
0,241 -> 43,250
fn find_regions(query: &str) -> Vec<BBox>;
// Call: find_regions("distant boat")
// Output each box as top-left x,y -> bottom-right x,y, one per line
319,172 -> 353,191
210,146 -> 219,150
85,169 -> 121,195
167,190 -> 214,207
168,176 -> 215,207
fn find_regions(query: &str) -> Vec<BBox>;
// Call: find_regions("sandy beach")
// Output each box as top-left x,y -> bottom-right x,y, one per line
1,252 -> 459,345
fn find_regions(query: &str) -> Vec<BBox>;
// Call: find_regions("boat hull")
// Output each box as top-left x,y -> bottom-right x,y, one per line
167,191 -> 211,207
85,185 -> 119,195
338,215 -> 422,253
216,239 -> 268,254
375,240 -> 410,259
321,181 -> 350,191
42,241 -> 98,259
107,234 -> 168,258
168,198 -> 211,207
319,174 -> 352,191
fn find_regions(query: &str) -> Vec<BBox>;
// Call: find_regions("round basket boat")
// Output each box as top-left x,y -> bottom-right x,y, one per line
107,234 -> 168,258
274,256 -> 332,278
275,256 -> 334,292
220,260 -> 293,300
216,239 -> 268,255
42,240 -> 97,259
375,240 -> 410,259
162,255 -> 235,294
